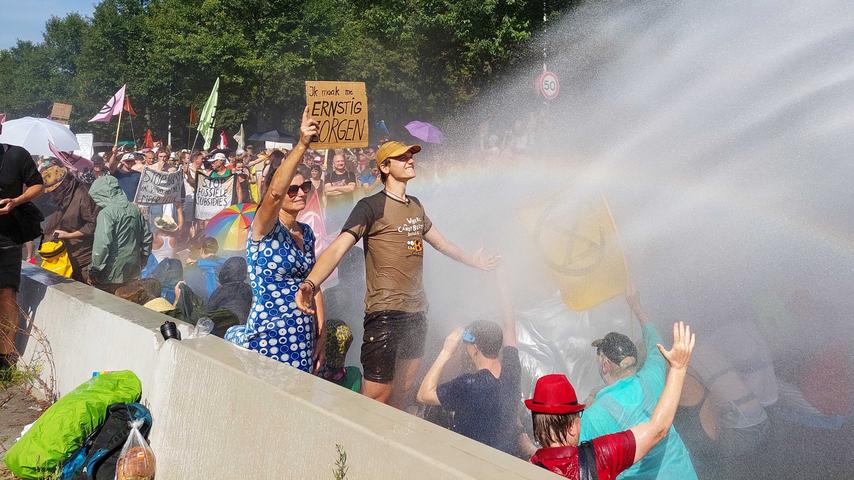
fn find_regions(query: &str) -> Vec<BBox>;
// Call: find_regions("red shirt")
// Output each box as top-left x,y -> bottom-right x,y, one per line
529,430 -> 636,480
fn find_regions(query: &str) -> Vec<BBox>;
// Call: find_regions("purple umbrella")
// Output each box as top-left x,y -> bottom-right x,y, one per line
404,121 -> 445,144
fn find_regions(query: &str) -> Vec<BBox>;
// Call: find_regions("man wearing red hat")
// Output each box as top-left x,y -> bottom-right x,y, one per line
525,322 -> 696,480
296,140 -> 500,408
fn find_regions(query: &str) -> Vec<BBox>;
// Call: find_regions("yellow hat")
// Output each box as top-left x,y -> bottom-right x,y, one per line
144,297 -> 174,313
376,141 -> 421,167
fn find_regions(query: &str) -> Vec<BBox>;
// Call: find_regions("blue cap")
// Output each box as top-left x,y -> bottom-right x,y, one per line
462,329 -> 476,344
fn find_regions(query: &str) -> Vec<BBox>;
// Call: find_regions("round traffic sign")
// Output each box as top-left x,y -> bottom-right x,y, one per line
538,71 -> 560,100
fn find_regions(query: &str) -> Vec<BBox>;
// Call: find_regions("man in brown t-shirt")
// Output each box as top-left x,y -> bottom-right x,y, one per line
296,140 -> 500,408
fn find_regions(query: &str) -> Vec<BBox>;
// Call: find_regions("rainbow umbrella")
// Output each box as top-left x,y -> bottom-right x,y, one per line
205,203 -> 257,251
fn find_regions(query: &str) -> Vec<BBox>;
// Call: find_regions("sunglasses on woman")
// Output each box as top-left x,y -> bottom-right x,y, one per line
287,181 -> 313,197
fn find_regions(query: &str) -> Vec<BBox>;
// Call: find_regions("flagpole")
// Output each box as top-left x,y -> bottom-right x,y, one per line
128,110 -> 137,149
191,129 -> 201,151
167,83 -> 173,148
114,108 -> 124,148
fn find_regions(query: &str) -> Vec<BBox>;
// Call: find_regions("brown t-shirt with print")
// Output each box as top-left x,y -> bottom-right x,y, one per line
342,191 -> 432,314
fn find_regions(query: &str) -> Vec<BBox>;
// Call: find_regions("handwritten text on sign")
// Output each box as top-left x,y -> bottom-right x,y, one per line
305,81 -> 368,149
133,167 -> 183,205
194,174 -> 235,220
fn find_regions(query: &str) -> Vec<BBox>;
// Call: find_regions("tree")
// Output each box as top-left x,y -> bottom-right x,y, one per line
0,0 -> 577,147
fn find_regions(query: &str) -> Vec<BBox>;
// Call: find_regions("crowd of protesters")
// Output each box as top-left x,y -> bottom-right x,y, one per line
2,107 -> 851,480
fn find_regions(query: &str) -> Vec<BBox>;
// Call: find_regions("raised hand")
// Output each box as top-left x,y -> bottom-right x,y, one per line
471,247 -> 501,271
299,106 -> 319,147
174,281 -> 186,302
442,327 -> 465,354
656,321 -> 695,371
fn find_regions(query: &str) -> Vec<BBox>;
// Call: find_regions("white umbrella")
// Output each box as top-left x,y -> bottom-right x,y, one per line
0,116 -> 79,156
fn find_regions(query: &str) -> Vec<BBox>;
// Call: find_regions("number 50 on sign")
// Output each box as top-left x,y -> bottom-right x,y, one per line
537,71 -> 560,101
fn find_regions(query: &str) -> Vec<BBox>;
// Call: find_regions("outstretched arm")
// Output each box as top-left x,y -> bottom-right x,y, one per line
423,226 -> 500,271
0,183 -> 43,215
295,232 -> 357,314
629,322 -> 696,463
626,279 -> 650,325
252,107 -> 317,241
417,327 -> 463,406
105,147 -> 119,173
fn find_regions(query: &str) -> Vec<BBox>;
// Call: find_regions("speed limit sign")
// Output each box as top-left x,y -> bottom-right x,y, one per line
538,70 -> 560,100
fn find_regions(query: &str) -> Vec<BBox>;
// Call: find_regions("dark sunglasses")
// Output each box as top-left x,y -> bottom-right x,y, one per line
287,181 -> 313,197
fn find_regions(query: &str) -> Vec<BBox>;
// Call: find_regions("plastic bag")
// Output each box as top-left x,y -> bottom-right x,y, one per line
114,419 -> 156,480
187,316 -> 214,339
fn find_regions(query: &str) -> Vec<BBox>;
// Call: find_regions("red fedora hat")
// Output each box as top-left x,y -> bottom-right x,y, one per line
524,374 -> 586,414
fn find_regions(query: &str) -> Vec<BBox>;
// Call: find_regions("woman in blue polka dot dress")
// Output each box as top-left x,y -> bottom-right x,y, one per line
225,108 -> 326,372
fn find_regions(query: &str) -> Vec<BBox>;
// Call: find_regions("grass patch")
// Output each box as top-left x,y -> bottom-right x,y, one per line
0,364 -> 37,391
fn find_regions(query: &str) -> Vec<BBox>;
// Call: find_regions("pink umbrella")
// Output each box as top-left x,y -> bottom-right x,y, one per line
49,142 -> 94,171
404,121 -> 444,144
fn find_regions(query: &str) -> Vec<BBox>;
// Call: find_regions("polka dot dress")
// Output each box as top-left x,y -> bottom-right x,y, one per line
225,221 -> 316,372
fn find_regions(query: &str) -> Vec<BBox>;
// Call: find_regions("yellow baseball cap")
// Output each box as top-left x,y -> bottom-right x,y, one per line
376,141 -> 421,167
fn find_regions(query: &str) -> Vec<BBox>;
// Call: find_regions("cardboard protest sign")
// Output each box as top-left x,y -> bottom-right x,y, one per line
194,174 -> 235,220
305,81 -> 368,149
133,167 -> 184,205
50,103 -> 72,124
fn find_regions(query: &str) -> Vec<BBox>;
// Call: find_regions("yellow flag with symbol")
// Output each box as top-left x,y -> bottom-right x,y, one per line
524,193 -> 627,311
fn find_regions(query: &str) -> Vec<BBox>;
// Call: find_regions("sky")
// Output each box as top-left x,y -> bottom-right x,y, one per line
0,0 -> 96,49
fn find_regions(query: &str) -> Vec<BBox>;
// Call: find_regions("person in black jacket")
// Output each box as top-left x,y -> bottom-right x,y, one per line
0,135 -> 43,377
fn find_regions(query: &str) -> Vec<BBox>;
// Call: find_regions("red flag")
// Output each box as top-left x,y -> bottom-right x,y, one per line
143,129 -> 154,149
218,130 -> 228,149
124,96 -> 137,117
189,105 -> 199,126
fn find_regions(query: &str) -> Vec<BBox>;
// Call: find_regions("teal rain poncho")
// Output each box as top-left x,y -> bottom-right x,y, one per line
88,175 -> 153,284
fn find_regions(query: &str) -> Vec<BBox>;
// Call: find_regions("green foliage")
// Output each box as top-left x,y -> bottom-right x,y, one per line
333,443 -> 348,480
0,362 -> 38,389
0,0 -> 575,147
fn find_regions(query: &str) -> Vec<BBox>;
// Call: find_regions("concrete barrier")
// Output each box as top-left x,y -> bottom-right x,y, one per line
16,264 -> 556,479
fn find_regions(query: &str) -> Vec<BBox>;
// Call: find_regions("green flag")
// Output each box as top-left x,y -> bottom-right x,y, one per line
198,77 -> 219,149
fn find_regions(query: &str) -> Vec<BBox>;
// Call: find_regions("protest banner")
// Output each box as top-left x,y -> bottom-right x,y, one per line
305,81 -> 368,149
194,174 -> 235,220
74,133 -> 94,160
133,167 -> 184,205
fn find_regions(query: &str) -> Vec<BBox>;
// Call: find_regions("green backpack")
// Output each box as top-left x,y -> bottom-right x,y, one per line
3,370 -> 142,479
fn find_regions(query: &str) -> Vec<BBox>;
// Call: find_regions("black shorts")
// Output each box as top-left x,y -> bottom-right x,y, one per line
0,246 -> 23,291
360,310 -> 427,384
